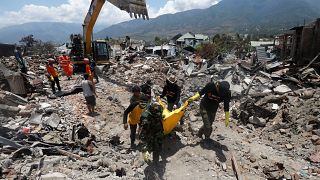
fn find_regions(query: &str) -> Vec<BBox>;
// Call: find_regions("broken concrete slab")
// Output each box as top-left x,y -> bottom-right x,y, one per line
0,136 -> 23,149
4,72 -> 27,95
285,144 -> 294,150
40,172 -> 70,180
0,104 -> 20,117
29,111 -> 43,125
273,85 -> 292,94
185,63 -> 195,76
39,103 -> 52,110
265,62 -> 282,71
43,113 -> 61,128
249,116 -> 267,127
0,90 -> 28,106
309,151 -> 320,163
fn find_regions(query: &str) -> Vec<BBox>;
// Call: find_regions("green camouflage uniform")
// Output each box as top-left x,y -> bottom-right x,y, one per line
140,103 -> 164,162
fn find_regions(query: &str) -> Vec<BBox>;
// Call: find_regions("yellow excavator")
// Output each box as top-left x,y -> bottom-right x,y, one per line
70,0 -> 149,72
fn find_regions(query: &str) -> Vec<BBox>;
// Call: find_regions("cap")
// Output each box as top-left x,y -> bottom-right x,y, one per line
167,75 -> 177,84
47,58 -> 55,63
83,58 -> 90,64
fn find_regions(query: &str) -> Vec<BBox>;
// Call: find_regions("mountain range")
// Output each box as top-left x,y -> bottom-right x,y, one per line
96,0 -> 320,39
0,0 -> 320,43
0,22 -> 82,44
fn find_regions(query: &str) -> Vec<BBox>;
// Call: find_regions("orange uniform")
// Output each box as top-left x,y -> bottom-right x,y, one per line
59,55 -> 73,77
47,65 -> 58,78
85,64 -> 94,81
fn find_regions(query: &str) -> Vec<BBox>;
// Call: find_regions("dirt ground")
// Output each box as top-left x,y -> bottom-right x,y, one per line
1,57 -> 320,180
19,75 -> 316,180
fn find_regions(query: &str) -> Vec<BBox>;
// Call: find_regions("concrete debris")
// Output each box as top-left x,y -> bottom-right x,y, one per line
0,32 -> 319,180
248,116 -> 267,127
273,85 -> 292,94
0,90 -> 28,106
309,151 -> 320,163
0,104 -> 20,117
40,172 -> 70,180
29,111 -> 43,125
43,113 -> 61,128
285,144 -> 294,150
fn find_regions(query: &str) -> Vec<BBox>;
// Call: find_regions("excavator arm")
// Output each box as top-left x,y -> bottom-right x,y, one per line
83,0 -> 149,56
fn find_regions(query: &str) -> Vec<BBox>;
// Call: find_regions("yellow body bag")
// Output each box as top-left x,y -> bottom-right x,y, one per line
156,97 -> 189,135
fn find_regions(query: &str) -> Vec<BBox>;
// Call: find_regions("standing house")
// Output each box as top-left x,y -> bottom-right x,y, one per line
274,33 -> 293,60
145,44 -> 176,57
176,32 -> 209,47
290,18 -> 320,65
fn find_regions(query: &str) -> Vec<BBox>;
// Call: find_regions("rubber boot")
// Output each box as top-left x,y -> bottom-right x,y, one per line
130,139 -> 135,149
153,151 -> 160,163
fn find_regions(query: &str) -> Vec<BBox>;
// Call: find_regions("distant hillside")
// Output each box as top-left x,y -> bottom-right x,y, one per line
0,0 -> 319,43
96,0 -> 320,39
0,22 -> 82,44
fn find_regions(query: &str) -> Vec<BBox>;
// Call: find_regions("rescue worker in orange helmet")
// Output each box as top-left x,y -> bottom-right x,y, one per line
46,58 -> 61,94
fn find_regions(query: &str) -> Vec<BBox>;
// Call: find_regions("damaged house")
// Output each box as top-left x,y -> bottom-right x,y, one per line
175,32 -> 209,47
290,18 -> 320,65
145,44 -> 176,57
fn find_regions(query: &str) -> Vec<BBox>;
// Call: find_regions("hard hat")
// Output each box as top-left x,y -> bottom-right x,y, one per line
83,58 -> 90,64
47,58 -> 55,63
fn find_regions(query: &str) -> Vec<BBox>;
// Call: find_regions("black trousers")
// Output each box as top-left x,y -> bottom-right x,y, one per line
51,77 -> 61,93
198,103 -> 219,139
93,71 -> 99,82
130,124 -> 138,144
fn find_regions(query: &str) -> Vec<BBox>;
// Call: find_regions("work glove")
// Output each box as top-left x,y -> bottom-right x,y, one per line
173,105 -> 177,110
225,111 -> 230,127
143,151 -> 151,162
123,123 -> 128,130
187,92 -> 200,103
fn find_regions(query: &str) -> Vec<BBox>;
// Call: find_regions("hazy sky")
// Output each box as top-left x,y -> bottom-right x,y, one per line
0,0 -> 220,28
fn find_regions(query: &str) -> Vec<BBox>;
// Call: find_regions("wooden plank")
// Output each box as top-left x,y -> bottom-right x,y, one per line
231,152 -> 244,180
299,52 -> 320,72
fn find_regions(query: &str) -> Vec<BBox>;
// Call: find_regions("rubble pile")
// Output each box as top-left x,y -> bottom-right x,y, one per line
0,45 -> 320,179
104,57 -> 169,86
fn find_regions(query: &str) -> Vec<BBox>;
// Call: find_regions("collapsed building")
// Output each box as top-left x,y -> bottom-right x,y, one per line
276,18 -> 320,65
0,26 -> 320,179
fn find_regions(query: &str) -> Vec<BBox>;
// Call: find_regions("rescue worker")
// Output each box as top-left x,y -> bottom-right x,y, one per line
130,85 -> 141,104
160,75 -> 183,124
140,102 -> 164,163
140,79 -> 152,101
14,46 -> 28,73
82,73 -> 97,115
188,81 -> 231,141
90,60 -> 99,83
123,95 -> 148,148
46,58 -> 61,94
160,75 -> 181,111
58,51 -> 73,79
84,58 -> 93,81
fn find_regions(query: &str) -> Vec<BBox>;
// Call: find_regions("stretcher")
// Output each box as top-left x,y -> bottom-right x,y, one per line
156,97 -> 189,135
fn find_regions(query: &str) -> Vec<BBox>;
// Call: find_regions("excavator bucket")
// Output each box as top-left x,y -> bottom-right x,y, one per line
156,97 -> 190,135
107,0 -> 149,20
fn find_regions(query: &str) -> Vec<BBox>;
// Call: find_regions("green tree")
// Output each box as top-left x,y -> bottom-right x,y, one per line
19,34 -> 37,47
